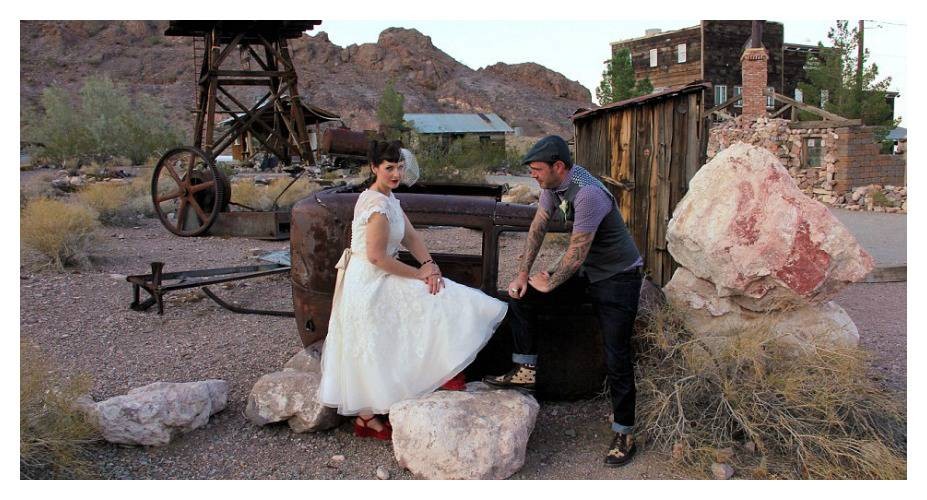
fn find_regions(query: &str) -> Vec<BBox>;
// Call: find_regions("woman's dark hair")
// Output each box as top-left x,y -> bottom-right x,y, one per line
367,140 -> 403,167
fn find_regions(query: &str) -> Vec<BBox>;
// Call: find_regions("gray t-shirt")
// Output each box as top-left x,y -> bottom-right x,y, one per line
539,169 -> 643,271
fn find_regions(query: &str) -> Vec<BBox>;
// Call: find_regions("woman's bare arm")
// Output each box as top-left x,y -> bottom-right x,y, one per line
400,213 -> 433,265
365,212 -> 421,279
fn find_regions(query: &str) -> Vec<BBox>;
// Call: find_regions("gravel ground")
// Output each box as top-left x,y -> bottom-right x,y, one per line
20,208 -> 906,480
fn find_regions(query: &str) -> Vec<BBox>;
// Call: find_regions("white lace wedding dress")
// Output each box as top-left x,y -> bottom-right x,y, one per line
317,189 -> 508,415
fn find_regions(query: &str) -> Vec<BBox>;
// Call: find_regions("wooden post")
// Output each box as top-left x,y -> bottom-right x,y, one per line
203,29 -> 220,155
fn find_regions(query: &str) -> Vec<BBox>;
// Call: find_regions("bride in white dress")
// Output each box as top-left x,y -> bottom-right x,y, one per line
317,140 -> 508,440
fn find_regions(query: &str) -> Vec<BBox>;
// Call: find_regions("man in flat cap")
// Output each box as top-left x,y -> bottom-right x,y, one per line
483,135 -> 643,467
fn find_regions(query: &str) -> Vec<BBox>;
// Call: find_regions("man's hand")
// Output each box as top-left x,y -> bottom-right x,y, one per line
528,272 -> 552,293
508,272 -> 529,298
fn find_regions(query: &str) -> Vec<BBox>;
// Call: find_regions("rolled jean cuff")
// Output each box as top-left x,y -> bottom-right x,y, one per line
512,353 -> 538,365
611,422 -> 634,434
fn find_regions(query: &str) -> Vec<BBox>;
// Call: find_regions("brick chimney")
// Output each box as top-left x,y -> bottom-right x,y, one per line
740,47 -> 769,121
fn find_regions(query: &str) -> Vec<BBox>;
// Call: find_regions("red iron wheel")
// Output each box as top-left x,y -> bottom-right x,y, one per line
151,147 -> 230,236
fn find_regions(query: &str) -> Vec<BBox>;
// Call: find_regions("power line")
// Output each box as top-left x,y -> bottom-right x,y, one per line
864,20 -> 907,27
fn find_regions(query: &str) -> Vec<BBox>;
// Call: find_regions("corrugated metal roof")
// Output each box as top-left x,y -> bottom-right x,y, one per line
404,113 -> 514,134
572,81 -> 711,121
887,127 -> 906,141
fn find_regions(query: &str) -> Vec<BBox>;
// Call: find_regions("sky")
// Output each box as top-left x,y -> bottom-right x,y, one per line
317,19 -> 907,124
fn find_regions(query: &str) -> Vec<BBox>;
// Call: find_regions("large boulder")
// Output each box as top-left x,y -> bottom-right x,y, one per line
244,370 -> 340,433
665,267 -> 859,348
389,384 -> 539,479
667,142 -> 873,311
90,380 -> 228,446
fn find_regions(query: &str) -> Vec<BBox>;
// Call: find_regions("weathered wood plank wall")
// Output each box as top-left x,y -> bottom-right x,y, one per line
573,89 -> 706,287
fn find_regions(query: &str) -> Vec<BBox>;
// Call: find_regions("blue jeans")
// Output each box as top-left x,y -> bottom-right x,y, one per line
509,268 -> 642,434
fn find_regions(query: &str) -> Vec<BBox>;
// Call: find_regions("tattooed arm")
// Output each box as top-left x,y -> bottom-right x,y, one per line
528,231 -> 595,292
508,205 -> 552,298
518,204 -> 552,275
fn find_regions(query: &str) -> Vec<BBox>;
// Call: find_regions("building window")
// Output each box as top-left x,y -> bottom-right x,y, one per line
714,85 -> 727,106
821,89 -> 829,108
649,49 -> 658,67
733,86 -> 743,108
766,86 -> 775,108
795,88 -> 803,103
803,137 -> 825,168
677,44 -> 686,63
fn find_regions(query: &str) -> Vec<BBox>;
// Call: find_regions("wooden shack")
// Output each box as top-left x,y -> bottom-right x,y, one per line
572,81 -> 710,287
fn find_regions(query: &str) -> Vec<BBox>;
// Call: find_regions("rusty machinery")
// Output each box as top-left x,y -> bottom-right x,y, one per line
152,20 -> 330,238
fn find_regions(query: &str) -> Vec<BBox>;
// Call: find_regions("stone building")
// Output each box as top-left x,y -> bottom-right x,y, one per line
609,21 -> 898,118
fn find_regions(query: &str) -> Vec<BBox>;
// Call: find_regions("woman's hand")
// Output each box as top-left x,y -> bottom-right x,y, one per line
425,272 -> 445,295
417,263 -> 445,295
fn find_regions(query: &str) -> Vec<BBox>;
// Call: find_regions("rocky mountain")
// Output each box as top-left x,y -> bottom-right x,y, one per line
20,21 -> 593,141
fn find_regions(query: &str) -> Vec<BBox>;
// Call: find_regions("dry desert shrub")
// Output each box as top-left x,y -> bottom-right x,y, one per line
634,304 -> 907,479
20,342 -> 99,479
75,171 -> 155,225
76,182 -> 131,225
231,177 -> 320,211
125,168 -> 157,218
21,198 -> 99,270
21,172 -> 62,205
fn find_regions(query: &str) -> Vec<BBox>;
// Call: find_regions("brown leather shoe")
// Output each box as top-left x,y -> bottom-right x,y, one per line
604,433 -> 636,467
482,363 -> 536,391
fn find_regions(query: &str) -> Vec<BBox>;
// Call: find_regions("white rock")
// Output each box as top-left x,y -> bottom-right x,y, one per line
667,143 -> 873,310
501,184 -> 539,205
244,370 -> 341,433
665,267 -> 859,348
390,389 -> 539,479
90,380 -> 228,446
376,466 -> 390,480
283,341 -> 324,373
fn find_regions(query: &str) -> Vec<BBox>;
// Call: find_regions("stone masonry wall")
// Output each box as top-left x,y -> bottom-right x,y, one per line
707,116 -> 906,213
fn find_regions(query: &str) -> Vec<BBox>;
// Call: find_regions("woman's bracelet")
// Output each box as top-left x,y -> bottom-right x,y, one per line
420,258 -> 434,266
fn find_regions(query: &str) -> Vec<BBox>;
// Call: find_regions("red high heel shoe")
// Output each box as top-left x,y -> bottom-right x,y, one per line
354,415 -> 392,441
440,373 -> 467,391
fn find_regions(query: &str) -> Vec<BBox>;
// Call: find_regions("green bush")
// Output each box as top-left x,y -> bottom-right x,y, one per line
416,139 -> 522,183
26,75 -> 182,166
871,190 -> 894,207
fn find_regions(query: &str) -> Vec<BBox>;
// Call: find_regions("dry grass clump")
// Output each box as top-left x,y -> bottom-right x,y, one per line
125,168 -> 157,218
230,177 -> 320,211
21,198 -> 99,270
74,170 -> 155,225
635,304 -> 907,479
76,182 -> 131,224
20,342 -> 99,479
21,173 -> 62,205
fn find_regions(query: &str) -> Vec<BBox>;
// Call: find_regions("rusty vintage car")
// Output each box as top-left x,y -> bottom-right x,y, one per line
289,182 -> 608,399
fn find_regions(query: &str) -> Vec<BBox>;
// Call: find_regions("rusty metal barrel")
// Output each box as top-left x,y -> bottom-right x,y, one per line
320,128 -> 370,156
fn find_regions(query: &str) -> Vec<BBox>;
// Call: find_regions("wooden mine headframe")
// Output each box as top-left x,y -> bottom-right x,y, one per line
165,20 -> 321,165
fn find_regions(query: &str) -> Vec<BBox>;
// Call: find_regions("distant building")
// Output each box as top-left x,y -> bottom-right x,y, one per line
608,21 -> 897,116
404,112 -> 514,151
